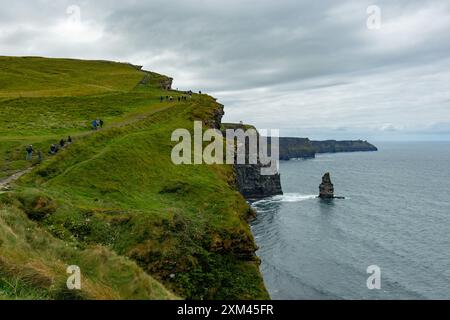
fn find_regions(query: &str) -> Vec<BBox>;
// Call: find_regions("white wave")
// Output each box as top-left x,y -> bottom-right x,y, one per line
252,193 -> 317,205
277,193 -> 317,202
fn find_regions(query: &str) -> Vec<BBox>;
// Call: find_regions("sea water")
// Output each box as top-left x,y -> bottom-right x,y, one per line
250,142 -> 450,299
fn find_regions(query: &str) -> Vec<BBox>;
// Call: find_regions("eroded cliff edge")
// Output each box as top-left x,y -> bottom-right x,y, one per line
221,123 -> 283,199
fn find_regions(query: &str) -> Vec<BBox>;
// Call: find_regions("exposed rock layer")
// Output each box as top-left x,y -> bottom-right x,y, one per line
222,123 -> 283,199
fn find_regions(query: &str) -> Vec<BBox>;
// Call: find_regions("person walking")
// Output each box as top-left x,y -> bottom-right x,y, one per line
60,139 -> 65,148
49,144 -> 57,155
92,120 -> 98,130
68,136 -> 72,144
38,150 -> 43,163
26,145 -> 33,161
99,119 -> 104,128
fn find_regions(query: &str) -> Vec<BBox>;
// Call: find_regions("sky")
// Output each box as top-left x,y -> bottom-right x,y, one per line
1,0 -> 450,141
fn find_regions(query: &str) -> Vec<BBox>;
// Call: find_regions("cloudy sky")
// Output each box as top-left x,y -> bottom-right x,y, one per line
1,0 -> 450,140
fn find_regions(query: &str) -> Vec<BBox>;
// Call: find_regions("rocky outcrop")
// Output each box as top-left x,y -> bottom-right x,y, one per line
222,123 -> 283,199
159,77 -> 173,90
319,172 -> 334,199
235,164 -> 282,199
138,70 -> 173,90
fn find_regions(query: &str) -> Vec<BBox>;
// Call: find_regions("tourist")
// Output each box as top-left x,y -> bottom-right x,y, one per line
92,120 -> 98,130
99,119 -> 104,128
49,144 -> 58,155
26,145 -> 33,161
60,139 -> 65,148
68,136 -> 72,144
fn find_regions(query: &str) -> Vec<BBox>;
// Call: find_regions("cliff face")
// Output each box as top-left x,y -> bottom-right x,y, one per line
222,123 -> 283,199
277,137 -> 378,160
278,137 -> 316,160
235,164 -> 283,199
312,140 -> 378,153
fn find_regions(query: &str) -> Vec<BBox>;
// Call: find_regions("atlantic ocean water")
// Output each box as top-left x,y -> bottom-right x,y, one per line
250,142 -> 450,299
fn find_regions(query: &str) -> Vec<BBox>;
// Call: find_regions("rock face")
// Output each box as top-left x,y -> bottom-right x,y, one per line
319,173 -> 334,199
312,140 -> 378,153
235,164 -> 283,199
275,137 -> 377,160
222,123 -> 283,199
277,137 -> 316,160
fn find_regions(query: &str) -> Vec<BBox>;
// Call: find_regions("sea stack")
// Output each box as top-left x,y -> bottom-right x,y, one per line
319,172 -> 334,199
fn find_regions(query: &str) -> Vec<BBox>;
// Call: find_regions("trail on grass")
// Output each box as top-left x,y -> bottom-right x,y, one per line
0,167 -> 33,192
0,101 -> 179,192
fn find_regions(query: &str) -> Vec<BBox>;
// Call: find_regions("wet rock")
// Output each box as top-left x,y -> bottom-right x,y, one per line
319,172 -> 334,199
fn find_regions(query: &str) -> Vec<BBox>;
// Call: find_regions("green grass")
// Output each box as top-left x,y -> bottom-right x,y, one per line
0,204 -> 177,300
0,56 -> 268,300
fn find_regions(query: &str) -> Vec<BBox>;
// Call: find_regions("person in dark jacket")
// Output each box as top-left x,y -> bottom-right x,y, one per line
26,145 -> 33,161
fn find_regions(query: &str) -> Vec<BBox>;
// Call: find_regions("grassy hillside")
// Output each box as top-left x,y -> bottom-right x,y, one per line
0,57 -> 268,299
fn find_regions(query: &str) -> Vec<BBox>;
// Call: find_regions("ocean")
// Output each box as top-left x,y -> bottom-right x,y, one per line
250,142 -> 450,300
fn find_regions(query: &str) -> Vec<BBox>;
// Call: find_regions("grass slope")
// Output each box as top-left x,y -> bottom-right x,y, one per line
0,56 -> 268,299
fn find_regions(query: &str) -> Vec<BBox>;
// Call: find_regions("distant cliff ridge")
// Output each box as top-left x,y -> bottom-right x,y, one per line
274,137 -> 377,160
311,140 -> 378,154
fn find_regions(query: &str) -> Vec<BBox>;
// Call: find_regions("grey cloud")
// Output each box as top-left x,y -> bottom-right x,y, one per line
1,0 -> 450,140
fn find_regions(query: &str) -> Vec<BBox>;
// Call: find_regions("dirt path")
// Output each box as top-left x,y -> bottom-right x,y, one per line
0,101 -> 180,193
0,167 -> 34,192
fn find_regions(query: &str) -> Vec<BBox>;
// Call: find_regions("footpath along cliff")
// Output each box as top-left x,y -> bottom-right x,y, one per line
0,56 -> 270,300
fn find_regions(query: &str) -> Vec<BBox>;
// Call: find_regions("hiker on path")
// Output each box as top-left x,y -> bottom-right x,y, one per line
68,136 -> 72,144
160,96 -> 164,102
99,119 -> 104,128
60,139 -> 65,148
178,97 -> 181,102
26,145 -> 33,161
92,120 -> 98,130
49,144 -> 58,155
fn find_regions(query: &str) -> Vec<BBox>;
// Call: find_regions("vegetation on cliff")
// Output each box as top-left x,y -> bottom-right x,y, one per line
0,56 -> 268,299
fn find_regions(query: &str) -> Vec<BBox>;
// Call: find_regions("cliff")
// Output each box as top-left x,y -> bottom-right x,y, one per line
222,123 -> 283,199
0,56 -> 268,300
311,140 -> 378,153
276,137 -> 377,160
278,137 -> 316,160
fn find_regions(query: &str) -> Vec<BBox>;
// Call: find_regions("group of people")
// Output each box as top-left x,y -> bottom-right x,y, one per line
25,136 -> 73,162
160,95 -> 191,103
49,136 -> 72,155
26,117 -> 104,162
91,119 -> 104,130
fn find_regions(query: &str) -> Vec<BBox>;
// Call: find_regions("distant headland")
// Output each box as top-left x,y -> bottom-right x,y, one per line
275,137 -> 378,160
